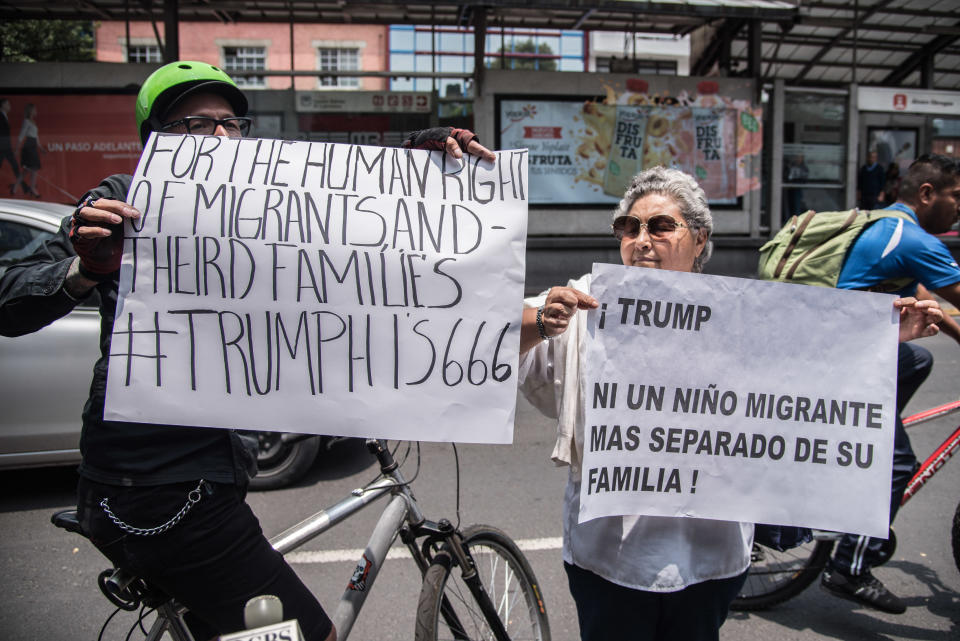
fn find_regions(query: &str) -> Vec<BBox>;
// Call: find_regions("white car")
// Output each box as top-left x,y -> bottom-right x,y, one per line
0,198 -> 324,489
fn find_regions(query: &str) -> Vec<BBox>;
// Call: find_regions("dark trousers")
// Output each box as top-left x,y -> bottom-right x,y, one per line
77,477 -> 333,640
0,142 -> 18,179
832,342 -> 927,575
565,562 -> 747,641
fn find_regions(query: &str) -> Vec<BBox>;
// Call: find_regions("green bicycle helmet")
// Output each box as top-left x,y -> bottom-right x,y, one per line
136,61 -> 248,144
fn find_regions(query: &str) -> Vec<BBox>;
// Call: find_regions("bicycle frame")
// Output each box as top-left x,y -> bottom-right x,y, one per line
269,439 -> 511,641
902,399 -> 960,427
269,470 -> 421,639
144,602 -> 194,641
900,400 -> 960,504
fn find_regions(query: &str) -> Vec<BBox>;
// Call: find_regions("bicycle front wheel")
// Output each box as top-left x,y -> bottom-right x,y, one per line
415,525 -> 550,641
952,499 -> 960,575
731,539 -> 834,611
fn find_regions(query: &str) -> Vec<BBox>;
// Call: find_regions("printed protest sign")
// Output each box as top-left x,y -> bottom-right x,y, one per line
104,133 -> 528,443
580,263 -> 898,537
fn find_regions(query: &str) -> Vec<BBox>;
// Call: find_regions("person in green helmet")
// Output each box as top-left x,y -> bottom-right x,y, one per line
0,60 -> 494,641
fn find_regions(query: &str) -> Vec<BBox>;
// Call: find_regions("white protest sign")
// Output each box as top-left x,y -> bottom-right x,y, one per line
580,263 -> 898,538
104,133 -> 529,443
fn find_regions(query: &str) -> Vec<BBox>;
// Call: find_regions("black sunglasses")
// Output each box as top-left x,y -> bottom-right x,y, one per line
161,116 -> 253,138
612,214 -> 688,241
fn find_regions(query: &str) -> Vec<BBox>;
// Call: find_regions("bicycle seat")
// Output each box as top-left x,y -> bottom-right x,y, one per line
51,509 -> 85,536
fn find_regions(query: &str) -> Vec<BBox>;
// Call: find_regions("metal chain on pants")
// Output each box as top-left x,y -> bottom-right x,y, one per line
100,480 -> 206,536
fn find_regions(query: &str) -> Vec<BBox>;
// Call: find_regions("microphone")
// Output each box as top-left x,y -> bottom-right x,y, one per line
217,595 -> 304,641
244,595 -> 284,629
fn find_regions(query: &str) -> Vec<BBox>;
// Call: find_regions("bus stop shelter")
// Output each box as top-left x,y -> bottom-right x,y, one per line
2,1 -> 957,92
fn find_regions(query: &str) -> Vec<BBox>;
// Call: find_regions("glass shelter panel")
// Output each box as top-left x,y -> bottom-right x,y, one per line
932,118 -> 960,160
781,91 -> 847,222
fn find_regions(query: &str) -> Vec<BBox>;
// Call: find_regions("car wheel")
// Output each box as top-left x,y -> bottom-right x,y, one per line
249,432 -> 321,491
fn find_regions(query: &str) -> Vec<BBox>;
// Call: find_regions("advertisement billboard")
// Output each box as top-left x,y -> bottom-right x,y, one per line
497,78 -> 762,205
1,94 -> 141,205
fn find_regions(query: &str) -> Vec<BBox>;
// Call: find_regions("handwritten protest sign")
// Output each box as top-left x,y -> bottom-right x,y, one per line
104,133 -> 528,443
580,263 -> 898,537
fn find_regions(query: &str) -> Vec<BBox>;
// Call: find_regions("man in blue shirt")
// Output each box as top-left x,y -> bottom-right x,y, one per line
823,154 -> 960,614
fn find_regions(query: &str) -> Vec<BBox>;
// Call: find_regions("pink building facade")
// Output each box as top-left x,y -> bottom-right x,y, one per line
95,21 -> 389,91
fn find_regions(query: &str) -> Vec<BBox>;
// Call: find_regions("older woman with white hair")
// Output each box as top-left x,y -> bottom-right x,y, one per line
518,166 -> 941,641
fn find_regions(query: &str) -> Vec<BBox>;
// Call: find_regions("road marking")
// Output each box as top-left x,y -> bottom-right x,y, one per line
285,536 -> 563,565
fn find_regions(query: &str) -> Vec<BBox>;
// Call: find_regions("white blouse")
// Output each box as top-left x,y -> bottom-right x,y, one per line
18,119 -> 38,143
519,273 -> 753,592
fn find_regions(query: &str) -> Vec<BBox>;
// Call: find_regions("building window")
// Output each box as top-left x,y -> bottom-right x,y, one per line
127,44 -> 162,63
596,57 -> 677,75
223,46 -> 266,87
318,48 -> 360,88
388,25 -> 584,94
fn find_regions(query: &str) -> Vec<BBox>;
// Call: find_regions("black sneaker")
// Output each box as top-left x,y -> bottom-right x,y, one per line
821,567 -> 906,614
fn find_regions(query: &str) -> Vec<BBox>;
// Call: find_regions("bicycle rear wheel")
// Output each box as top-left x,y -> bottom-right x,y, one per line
731,540 -> 834,611
415,525 -> 550,641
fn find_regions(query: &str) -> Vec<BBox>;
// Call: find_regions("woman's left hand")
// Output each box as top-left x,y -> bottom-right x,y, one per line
896,297 -> 942,342
520,286 -> 599,354
540,286 -> 599,337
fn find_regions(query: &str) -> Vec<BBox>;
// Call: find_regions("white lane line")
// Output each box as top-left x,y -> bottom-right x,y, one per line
285,537 -> 563,565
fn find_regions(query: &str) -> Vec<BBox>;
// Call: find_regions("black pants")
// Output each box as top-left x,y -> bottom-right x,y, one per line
77,478 -> 333,640
565,562 -> 747,641
0,142 -> 18,179
832,341 -> 927,575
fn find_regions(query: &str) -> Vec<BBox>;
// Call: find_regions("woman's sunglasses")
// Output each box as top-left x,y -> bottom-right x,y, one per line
612,214 -> 688,241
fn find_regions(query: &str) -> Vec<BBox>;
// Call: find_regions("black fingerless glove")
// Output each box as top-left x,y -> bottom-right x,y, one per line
403,127 -> 479,153
69,197 -> 123,281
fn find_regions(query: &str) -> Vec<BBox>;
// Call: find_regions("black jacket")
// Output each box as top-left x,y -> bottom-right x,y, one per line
0,174 -> 256,486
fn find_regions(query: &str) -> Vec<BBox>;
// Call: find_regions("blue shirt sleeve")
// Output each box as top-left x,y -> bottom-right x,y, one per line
837,217 -> 960,296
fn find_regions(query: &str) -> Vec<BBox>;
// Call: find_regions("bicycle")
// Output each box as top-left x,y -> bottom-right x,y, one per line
52,438 -> 551,641
732,399 -> 960,611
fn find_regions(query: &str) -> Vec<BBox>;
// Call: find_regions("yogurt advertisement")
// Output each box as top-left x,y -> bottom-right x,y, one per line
498,77 -> 762,205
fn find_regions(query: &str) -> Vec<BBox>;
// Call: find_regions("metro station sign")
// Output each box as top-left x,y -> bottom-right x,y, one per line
858,86 -> 960,115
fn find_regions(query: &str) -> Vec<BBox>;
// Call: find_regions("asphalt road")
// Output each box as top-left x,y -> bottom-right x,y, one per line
0,332 -> 958,640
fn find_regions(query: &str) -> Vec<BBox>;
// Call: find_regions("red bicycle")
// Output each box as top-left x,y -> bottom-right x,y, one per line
733,399 -> 960,610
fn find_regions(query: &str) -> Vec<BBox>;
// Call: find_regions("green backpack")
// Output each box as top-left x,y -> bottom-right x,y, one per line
758,208 -> 916,290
